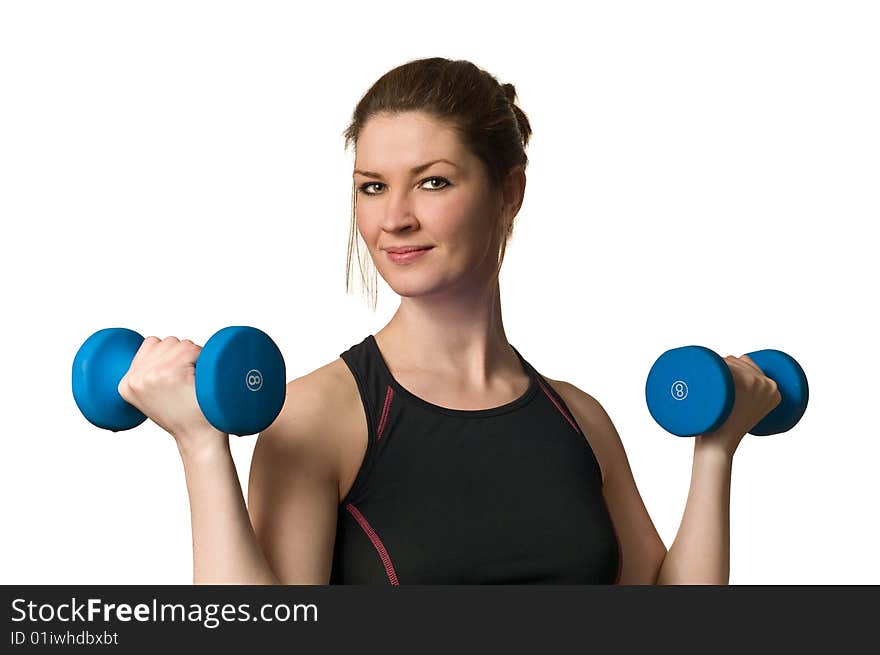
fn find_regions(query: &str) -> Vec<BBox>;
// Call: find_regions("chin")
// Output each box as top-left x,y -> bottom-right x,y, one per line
388,281 -> 439,298
384,272 -> 451,299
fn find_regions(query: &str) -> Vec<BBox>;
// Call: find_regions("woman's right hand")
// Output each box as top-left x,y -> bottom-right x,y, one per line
117,336 -> 228,456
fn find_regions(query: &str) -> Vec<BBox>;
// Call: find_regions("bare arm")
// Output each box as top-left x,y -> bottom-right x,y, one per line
117,336 -> 339,584
178,435 -> 281,584
547,379 -> 668,584
554,380 -> 737,584
655,436 -> 734,585
177,371 -> 342,585
246,374 -> 342,584
656,354 -> 781,584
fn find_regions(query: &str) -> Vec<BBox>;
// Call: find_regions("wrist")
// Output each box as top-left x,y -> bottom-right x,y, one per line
694,435 -> 738,463
175,429 -> 230,465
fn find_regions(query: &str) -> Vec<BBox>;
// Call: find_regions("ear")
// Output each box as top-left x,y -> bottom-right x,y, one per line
501,165 -> 527,221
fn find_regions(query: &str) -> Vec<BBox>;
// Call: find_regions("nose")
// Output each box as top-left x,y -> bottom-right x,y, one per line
379,188 -> 419,233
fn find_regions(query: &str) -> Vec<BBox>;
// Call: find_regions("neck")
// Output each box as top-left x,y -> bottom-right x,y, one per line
375,276 -> 519,388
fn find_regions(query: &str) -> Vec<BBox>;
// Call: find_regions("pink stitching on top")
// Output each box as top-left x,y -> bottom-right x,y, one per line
345,503 -> 400,585
537,378 -> 581,435
377,385 -> 394,440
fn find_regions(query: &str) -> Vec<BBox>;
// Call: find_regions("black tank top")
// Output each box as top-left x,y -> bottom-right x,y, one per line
329,334 -> 621,584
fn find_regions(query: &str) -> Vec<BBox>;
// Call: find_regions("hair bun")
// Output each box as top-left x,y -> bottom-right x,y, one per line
499,82 -> 531,147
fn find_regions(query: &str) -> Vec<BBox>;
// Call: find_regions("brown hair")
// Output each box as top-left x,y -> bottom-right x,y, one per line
342,57 -> 533,311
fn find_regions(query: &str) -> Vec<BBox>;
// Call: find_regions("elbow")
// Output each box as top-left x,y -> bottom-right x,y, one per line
649,549 -> 669,585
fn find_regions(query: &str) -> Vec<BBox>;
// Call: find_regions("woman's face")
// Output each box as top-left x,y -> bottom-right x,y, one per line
353,111 -> 508,300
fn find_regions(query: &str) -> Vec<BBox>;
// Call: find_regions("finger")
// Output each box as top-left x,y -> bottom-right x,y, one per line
738,354 -> 766,376
724,354 -> 756,374
180,338 -> 201,352
723,355 -> 747,369
150,336 -> 182,363
177,339 -> 202,365
129,335 -> 161,369
161,337 -> 201,369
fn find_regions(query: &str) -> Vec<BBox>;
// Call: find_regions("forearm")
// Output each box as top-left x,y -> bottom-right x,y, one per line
655,438 -> 735,585
178,435 -> 280,585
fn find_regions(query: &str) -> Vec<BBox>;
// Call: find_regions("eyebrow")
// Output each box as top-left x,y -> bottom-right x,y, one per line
353,158 -> 458,179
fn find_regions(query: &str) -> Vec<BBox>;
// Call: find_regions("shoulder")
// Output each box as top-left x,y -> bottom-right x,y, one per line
283,357 -> 359,416
253,357 -> 361,491
247,357 -> 358,583
541,377 -> 625,486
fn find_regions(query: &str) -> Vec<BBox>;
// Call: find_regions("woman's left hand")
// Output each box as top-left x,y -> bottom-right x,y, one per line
695,354 -> 782,458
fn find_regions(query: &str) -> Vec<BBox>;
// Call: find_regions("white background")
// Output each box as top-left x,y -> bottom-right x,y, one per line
1,0 -> 877,584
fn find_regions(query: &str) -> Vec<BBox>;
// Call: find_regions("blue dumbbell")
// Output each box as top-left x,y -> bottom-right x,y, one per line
72,326 -> 286,436
645,346 -> 808,437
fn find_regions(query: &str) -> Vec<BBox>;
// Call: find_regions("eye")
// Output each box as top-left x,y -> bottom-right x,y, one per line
356,177 -> 451,196
421,176 -> 450,191
358,182 -> 384,195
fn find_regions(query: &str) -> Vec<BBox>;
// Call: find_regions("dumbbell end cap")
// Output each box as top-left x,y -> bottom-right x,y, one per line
72,328 -> 148,432
745,349 -> 809,436
645,345 -> 735,437
195,326 -> 286,436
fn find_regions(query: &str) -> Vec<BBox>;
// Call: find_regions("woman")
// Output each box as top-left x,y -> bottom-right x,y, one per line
118,57 -> 781,585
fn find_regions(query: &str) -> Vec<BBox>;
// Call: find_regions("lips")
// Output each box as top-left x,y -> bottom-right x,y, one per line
385,246 -> 433,264
385,246 -> 433,254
